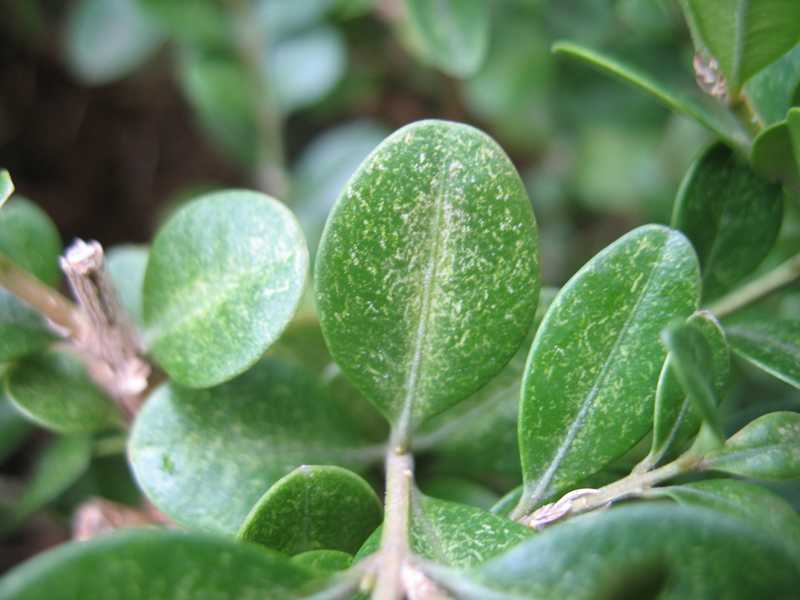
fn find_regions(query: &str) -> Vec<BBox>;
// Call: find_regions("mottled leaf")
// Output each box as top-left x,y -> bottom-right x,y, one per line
316,120 -> 539,427
517,225 -> 700,513
726,317 -> 800,389
237,465 -> 382,555
128,358 -> 380,534
105,245 -> 148,329
143,190 -> 308,388
291,549 -> 352,574
672,143 -> 782,301
0,530 -> 315,600
0,171 -> 12,209
703,411 -> 800,479
746,45 -> 800,126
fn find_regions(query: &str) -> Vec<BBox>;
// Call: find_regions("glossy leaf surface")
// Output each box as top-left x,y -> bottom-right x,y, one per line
518,225 -> 700,509
746,45 -> 800,126
105,245 -> 148,328
316,120 -> 539,427
143,190 -> 308,388
128,358 -> 379,534
238,465 -> 382,555
750,116 -> 800,188
726,317 -> 800,388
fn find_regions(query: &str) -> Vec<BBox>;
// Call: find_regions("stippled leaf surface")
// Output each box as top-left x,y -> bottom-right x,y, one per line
725,317 -> 800,388
0,530 -> 315,600
404,0 -> 489,77
237,465 -> 382,555
746,45 -> 800,126
0,170 -> 12,208
290,550 -> 352,574
5,350 -> 120,434
672,143 -> 782,301
517,225 -> 700,511
105,245 -> 148,328
468,504 -> 800,599
143,190 -> 308,388
128,358 -> 381,535
682,0 -> 800,92
316,120 -> 539,427
703,411 -> 800,479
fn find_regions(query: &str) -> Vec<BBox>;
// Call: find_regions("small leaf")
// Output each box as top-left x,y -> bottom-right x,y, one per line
143,190 -> 308,388
725,317 -> 800,389
0,530 -> 315,600
316,120 -> 539,427
105,245 -> 148,329
682,0 -> 800,92
5,350 -> 120,434
128,358 -> 380,534
518,225 -> 700,511
404,0 -> 489,77
552,41 -> 750,151
672,143 -> 783,300
291,550 -> 353,574
703,411 -> 800,480
0,170 -> 13,208
237,465 -> 382,555
750,116 -> 800,187
746,45 -> 800,126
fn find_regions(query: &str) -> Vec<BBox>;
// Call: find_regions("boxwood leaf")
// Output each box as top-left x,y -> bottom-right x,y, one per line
703,411 -> 800,479
128,358 -> 381,535
0,530 -> 316,600
404,0 -> 489,77
419,477 -> 499,510
5,350 -> 120,434
682,0 -> 800,92
143,190 -> 308,388
750,115 -> 800,188
672,143 -> 783,301
315,120 -> 539,428
237,465 -> 382,555
725,317 -> 800,388
517,225 -> 700,512
552,41 -> 750,151
746,45 -> 800,126
291,549 -> 353,574
0,170 -> 12,208
105,245 -> 148,328
468,504 -> 800,599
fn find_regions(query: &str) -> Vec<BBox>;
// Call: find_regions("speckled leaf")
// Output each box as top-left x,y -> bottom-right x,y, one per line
467,504 -> 800,599
106,245 -> 148,328
143,190 -> 308,388
639,311 -> 729,471
0,530 -> 316,600
703,411 -> 800,480
291,549 -> 352,574
682,0 -> 800,92
128,358 -> 380,534
552,41 -> 750,151
517,225 -> 700,513
5,350 -> 120,434
404,0 -> 489,77
0,171 -> 12,208
315,120 -> 539,427
725,317 -> 800,388
746,45 -> 800,126
237,465 -> 382,555
672,143 -> 783,301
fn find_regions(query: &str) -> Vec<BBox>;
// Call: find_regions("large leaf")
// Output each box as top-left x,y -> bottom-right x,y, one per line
725,317 -> 800,389
105,245 -> 148,328
517,225 -> 700,512
672,143 -> 782,301
682,0 -> 800,92
237,465 -> 382,555
128,358 -> 380,534
5,350 -> 120,434
315,120 -> 539,427
142,190 -> 307,388
0,530 -> 316,600
746,45 -> 800,126
465,504 -> 800,599
703,411 -> 800,479
404,0 -> 489,77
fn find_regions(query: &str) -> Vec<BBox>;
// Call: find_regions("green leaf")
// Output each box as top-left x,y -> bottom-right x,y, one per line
0,170 -> 12,208
0,393 -> 30,463
128,358 -> 380,534
0,530 -> 316,600
468,504 -> 800,599
746,45 -> 800,126
315,120 -> 539,427
750,115 -> 800,188
64,0 -> 164,85
682,0 -> 800,92
552,41 -> 750,151
291,549 -> 352,574
237,465 -> 382,555
518,225 -> 700,511
105,245 -> 148,329
725,317 -> 800,389
5,350 -> 120,434
142,190 -> 308,388
404,0 -> 489,77
419,477 -> 500,510
138,0 -> 230,46
703,411 -> 800,479
672,143 -> 783,301
0,293 -> 55,363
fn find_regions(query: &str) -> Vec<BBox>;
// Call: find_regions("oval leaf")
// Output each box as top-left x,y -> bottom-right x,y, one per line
751,114 -> 800,187
128,358 -> 380,534
518,225 -> 700,512
725,317 -> 800,389
143,190 -> 308,388
237,465 -> 382,555
315,120 -> 539,427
